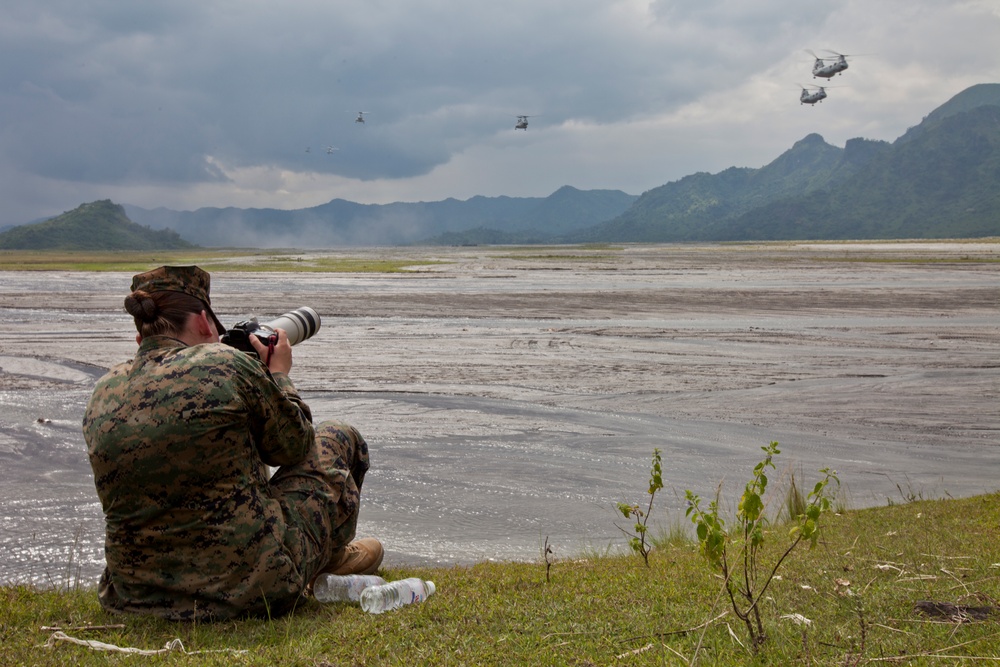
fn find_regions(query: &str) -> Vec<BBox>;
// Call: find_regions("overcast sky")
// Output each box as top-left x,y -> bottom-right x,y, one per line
2,0 -> 999,225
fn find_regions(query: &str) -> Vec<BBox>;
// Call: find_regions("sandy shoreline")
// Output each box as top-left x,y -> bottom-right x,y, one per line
1,241 -> 998,583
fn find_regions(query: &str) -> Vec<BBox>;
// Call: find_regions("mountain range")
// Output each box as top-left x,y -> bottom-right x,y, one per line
570,83 -> 1000,243
123,186 -> 638,247
3,83 -> 999,249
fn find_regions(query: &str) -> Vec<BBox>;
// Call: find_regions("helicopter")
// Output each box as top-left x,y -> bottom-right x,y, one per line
808,50 -> 851,79
325,145 -> 339,154
799,84 -> 828,105
354,111 -> 368,124
514,115 -> 533,130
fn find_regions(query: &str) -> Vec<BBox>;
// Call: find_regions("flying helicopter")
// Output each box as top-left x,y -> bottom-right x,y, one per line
799,84 -> 828,105
808,50 -> 851,79
325,145 -> 339,154
514,115 -> 533,130
354,111 -> 368,124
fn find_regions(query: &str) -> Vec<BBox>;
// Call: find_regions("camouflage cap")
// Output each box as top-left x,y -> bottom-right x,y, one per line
130,265 -> 226,335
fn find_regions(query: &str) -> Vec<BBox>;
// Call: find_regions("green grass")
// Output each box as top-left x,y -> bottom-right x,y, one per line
0,250 -> 446,273
5,493 -> 1000,665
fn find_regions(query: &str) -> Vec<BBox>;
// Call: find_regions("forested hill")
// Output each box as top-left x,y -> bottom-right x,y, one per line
720,104 -> 1000,240
0,200 -> 195,250
568,83 -> 1000,242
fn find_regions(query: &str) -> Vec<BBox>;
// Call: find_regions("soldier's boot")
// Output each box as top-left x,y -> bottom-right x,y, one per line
324,537 -> 384,576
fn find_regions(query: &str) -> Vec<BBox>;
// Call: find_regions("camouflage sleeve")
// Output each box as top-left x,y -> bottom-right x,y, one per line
230,350 -> 315,467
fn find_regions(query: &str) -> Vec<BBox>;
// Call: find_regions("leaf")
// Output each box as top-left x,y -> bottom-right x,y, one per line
739,492 -> 763,522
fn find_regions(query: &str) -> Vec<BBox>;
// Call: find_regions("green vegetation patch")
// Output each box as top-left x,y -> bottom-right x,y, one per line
6,492 -> 1000,666
0,250 -> 241,272
0,250 -> 446,273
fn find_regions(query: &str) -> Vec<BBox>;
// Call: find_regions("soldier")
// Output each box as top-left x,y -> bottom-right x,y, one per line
83,265 -> 382,620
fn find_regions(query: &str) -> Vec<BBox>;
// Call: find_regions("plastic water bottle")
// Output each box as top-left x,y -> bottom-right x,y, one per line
313,573 -> 387,603
359,577 -> 436,614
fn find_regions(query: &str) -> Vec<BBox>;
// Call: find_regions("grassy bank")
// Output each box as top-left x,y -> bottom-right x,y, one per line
4,241 -> 998,274
0,249 -> 445,273
4,493 -> 999,665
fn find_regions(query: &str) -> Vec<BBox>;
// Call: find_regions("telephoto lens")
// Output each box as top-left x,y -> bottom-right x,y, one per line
260,307 -> 321,347
221,306 -> 322,355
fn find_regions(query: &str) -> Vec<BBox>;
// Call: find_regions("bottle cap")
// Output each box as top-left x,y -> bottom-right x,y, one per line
425,581 -> 436,596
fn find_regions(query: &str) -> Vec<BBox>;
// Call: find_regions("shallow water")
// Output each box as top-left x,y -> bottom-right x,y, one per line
1,244 -> 998,587
4,381 -> 996,587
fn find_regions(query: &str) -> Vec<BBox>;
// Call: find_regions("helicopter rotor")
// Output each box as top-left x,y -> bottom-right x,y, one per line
823,50 -> 859,59
806,49 -> 860,62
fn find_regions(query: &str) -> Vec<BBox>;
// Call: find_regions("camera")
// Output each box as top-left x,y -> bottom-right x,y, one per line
221,306 -> 321,357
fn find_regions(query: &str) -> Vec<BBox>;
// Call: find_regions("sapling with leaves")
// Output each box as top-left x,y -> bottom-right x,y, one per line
685,441 -> 839,650
616,448 -> 663,567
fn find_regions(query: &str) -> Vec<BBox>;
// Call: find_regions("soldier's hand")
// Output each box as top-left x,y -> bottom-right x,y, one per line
249,328 -> 293,376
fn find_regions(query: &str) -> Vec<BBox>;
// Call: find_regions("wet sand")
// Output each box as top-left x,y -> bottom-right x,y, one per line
1,242 -> 998,585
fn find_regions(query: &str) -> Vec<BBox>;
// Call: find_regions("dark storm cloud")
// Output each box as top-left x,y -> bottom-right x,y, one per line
1,1 -> 833,184
1,0 -> 998,223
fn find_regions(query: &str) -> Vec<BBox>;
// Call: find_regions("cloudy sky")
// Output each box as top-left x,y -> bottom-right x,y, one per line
2,0 -> 999,226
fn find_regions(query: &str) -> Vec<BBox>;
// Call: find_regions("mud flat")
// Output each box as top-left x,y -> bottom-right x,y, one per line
1,241 -> 998,585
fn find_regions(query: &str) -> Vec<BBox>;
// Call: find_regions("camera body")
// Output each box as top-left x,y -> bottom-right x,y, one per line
221,307 -> 321,357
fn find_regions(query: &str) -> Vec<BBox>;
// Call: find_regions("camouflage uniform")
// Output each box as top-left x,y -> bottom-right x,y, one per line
83,267 -> 369,621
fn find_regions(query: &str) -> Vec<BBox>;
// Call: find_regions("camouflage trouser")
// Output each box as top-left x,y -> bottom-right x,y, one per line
269,420 -> 370,587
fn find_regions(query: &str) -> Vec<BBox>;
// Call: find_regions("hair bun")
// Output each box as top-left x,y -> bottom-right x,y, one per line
124,290 -> 159,322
